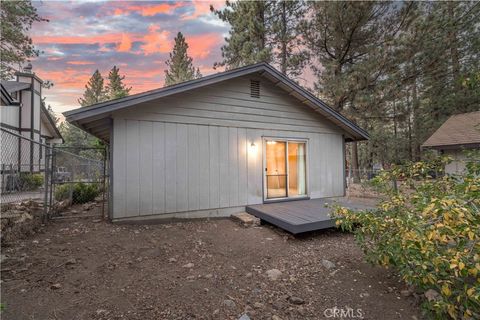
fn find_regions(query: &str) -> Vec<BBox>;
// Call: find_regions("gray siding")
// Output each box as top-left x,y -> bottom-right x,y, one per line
111,76 -> 345,219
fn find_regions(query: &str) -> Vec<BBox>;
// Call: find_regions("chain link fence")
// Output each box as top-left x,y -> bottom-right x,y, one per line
1,128 -> 108,243
49,146 -> 107,218
1,128 -> 50,206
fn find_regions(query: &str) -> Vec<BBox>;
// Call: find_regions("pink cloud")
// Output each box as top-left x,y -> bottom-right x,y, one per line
180,0 -> 213,20
33,33 -> 126,45
140,26 -> 171,55
113,2 -> 184,17
66,61 -> 96,65
117,33 -> 132,52
187,33 -> 223,59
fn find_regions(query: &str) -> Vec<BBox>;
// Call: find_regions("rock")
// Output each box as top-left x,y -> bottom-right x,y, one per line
245,272 -> 253,278
204,273 -> 213,279
359,292 -> 370,298
266,269 -> 282,281
265,237 -> 273,241
223,299 -> 236,308
252,288 -> 262,295
50,283 -> 61,290
65,258 -> 77,265
401,289 -> 412,297
186,275 -> 195,280
272,316 -> 283,320
253,302 -> 264,309
238,314 -> 251,320
168,258 -> 177,263
288,296 -> 305,305
321,259 -> 335,270
182,262 -> 194,268
424,289 -> 440,302
231,212 -> 260,227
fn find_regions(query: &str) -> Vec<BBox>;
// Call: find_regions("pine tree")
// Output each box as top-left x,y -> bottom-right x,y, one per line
106,66 -> 131,100
164,32 -> 202,86
0,0 -> 47,79
211,1 -> 272,69
270,0 -> 306,77
78,70 -> 107,107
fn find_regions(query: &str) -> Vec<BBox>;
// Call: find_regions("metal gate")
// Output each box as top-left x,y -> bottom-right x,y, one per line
48,146 -> 108,218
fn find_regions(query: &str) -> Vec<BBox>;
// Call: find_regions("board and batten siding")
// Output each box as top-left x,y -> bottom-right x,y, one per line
111,75 -> 345,219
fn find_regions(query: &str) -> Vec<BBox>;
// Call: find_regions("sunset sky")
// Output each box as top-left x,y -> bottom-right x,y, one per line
30,0 -> 233,117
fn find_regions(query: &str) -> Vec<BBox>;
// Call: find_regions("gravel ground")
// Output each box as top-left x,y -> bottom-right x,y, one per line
1,209 -> 422,320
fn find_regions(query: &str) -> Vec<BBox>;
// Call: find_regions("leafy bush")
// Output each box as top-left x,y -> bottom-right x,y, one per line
55,183 -> 99,204
19,173 -> 44,191
334,155 -> 480,319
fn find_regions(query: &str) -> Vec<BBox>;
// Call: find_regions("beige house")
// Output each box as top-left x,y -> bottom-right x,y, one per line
422,111 -> 480,174
64,63 -> 368,222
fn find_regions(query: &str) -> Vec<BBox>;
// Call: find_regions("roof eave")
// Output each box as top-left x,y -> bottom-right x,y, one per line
64,62 -> 369,142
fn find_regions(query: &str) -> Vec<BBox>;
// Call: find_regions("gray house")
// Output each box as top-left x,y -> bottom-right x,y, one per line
64,63 -> 368,222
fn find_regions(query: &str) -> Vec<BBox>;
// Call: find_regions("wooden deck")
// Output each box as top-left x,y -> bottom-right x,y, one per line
246,198 -> 374,234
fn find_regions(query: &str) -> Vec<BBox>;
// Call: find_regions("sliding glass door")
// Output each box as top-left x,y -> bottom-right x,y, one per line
264,139 -> 307,200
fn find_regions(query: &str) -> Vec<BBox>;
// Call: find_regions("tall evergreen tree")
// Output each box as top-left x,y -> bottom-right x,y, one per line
211,1 -> 272,69
106,66 -> 131,100
212,1 -> 306,77
270,0 -> 306,77
78,70 -> 108,106
164,32 -> 202,86
0,0 -> 47,79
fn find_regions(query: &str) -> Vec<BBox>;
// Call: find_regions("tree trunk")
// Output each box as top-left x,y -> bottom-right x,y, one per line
393,98 -> 398,164
280,1 -> 287,74
406,92 -> 413,161
448,2 -> 461,89
412,79 -> 421,161
351,141 -> 360,183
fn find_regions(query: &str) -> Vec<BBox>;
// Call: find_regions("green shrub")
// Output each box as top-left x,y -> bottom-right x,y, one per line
19,173 -> 44,191
334,155 -> 480,319
55,183 -> 100,204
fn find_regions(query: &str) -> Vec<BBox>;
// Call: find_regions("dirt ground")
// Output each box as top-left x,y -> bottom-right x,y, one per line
1,206 -> 422,320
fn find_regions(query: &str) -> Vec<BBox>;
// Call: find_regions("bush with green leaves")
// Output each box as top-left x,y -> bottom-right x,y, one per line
19,173 -> 44,191
334,155 -> 480,319
55,182 -> 99,204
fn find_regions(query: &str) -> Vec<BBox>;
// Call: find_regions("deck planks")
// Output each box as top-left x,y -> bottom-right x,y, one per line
246,198 -> 373,234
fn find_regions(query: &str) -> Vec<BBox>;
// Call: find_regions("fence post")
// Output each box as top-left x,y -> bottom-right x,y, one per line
49,146 -> 56,214
102,147 -> 107,219
43,145 -> 50,222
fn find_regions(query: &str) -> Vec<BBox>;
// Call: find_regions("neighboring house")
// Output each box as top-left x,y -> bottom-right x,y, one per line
422,110 -> 480,174
0,64 -> 63,175
64,63 -> 369,222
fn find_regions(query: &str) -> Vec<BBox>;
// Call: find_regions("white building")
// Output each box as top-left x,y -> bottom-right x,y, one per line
1,64 -> 63,174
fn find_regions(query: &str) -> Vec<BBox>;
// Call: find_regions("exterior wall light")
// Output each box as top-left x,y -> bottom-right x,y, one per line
250,141 -> 257,153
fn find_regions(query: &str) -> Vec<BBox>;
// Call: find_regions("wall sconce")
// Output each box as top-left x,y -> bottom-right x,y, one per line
249,141 -> 257,153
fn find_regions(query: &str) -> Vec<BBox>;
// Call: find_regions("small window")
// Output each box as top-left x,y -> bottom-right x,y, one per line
250,80 -> 260,98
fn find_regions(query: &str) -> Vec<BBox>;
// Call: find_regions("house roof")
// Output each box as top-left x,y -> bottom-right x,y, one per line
64,62 -> 369,142
40,104 -> 63,141
0,80 -> 31,93
422,110 -> 480,149
1,84 -> 15,105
